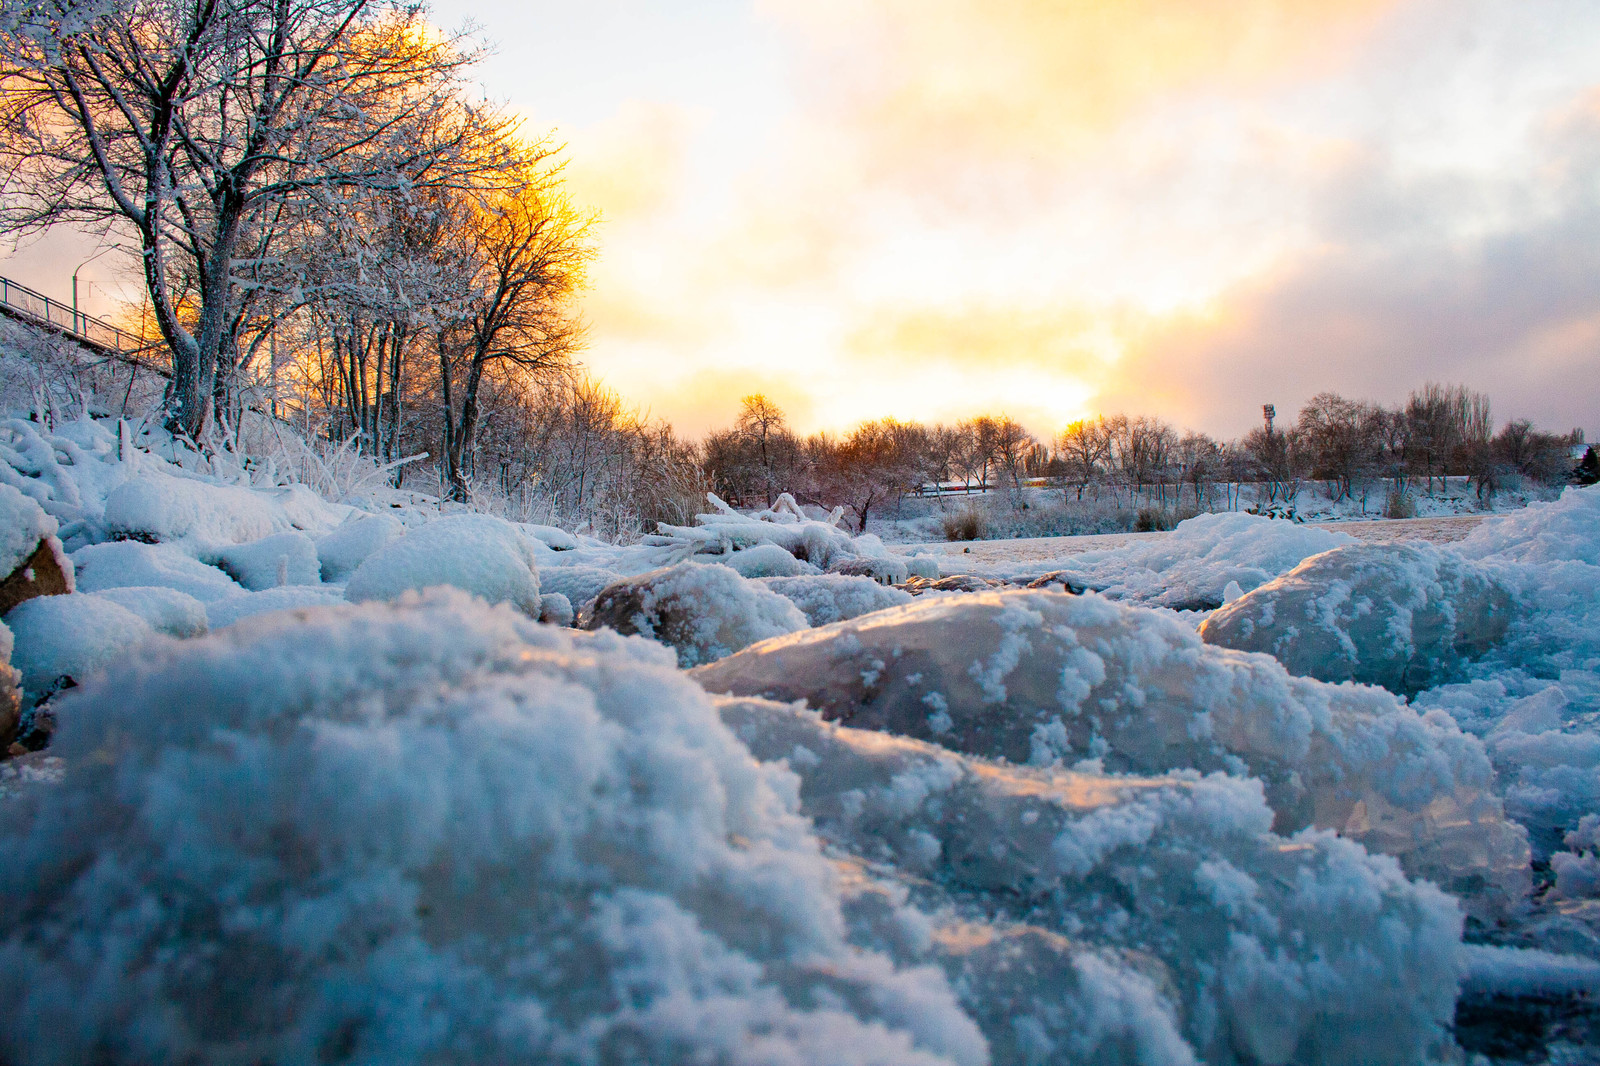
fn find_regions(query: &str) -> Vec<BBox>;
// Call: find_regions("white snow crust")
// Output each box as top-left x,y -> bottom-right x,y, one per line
72,541 -> 243,603
314,513 -> 405,582
103,472 -> 293,545
90,586 -> 209,638
209,531 -> 322,589
692,590 -> 1530,912
722,542 -> 820,577
0,592 -> 983,1066
1455,484 -> 1600,565
206,586 -> 350,630
345,514 -> 541,616
720,696 -> 1466,1066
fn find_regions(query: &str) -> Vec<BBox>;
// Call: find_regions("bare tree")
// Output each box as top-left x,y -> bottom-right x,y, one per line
1,0 -> 496,436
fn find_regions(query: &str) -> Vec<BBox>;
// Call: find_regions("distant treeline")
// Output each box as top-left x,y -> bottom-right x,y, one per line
702,385 -> 1590,530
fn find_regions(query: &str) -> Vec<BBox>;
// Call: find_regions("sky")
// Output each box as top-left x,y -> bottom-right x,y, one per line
5,0 -> 1599,441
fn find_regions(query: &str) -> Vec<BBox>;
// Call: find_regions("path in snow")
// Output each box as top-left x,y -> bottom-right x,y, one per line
895,514 -> 1489,567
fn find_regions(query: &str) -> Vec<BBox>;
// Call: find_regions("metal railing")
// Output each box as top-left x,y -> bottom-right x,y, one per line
0,275 -> 144,354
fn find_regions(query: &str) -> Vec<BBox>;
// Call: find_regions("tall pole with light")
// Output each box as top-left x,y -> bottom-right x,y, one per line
72,245 -> 115,335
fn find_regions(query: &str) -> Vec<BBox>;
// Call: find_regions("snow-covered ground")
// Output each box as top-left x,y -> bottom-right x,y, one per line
3,412 -> 1599,1065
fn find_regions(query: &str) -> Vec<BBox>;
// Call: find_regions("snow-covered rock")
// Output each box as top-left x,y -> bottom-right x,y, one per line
345,514 -> 541,616
209,531 -> 321,590
91,586 -> 209,638
537,591 -> 574,627
829,555 -> 910,585
757,574 -> 912,627
72,541 -> 243,603
206,586 -> 349,630
721,543 -> 819,578
315,513 -> 405,583
536,564 -> 624,614
721,697 -> 1467,1066
0,482 -> 57,580
0,591 -> 981,1066
1200,543 -> 1514,695
585,562 -> 808,668
692,590 -> 1529,912
3,592 -> 155,699
103,472 -> 291,545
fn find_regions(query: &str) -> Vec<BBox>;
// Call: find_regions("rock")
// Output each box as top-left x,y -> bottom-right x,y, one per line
0,538 -> 73,616
902,574 -> 1004,594
584,562 -> 806,667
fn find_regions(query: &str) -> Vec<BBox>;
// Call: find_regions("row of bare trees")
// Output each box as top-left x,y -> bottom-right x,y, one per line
703,387 -> 1587,530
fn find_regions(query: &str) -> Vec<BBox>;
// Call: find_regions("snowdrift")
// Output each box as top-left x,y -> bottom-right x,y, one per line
0,592 -> 984,1066
691,589 -> 1529,911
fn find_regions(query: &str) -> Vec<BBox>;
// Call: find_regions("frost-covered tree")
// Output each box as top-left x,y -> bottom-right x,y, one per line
0,0 -> 494,437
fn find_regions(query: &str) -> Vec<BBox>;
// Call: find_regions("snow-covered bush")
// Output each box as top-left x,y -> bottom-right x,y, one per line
693,590 -> 1529,912
0,591 -> 982,1066
345,514 -> 541,616
3,592 -> 155,699
1200,543 -> 1514,695
72,541 -> 243,602
585,562 -> 807,667
757,574 -> 912,626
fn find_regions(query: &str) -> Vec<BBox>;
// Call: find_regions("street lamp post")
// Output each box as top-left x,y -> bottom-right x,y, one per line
72,245 -> 115,335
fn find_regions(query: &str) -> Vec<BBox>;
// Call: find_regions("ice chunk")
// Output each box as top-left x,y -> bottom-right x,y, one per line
208,531 -> 321,590
1200,543 -> 1514,696
1456,483 -> 1600,565
3,592 -> 154,699
314,513 -> 404,582
345,514 -> 541,616
722,542 -> 819,577
92,586 -> 208,637
585,562 -> 807,667
103,472 -> 291,545
720,697 -> 1466,1066
758,574 -> 913,627
693,590 -> 1529,913
904,554 -> 941,580
0,591 -> 981,1066
72,541 -> 243,602
206,586 -> 348,629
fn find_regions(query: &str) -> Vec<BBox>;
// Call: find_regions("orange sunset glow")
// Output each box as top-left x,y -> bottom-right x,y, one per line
6,0 -> 1599,440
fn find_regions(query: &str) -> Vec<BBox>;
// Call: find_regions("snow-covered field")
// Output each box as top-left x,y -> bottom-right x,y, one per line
2,415 -> 1599,1064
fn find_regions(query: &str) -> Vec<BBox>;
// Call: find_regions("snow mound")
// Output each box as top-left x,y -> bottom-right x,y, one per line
72,541 -> 243,603
206,586 -> 349,630
0,482 -> 56,578
757,574 -> 912,627
537,591 -> 574,626
692,590 -> 1529,913
3,592 -> 154,699
1048,511 -> 1356,608
1551,815 -> 1600,899
209,531 -> 321,590
1456,483 -> 1600,565
722,543 -> 819,578
345,514 -> 541,616
536,564 -> 624,613
91,586 -> 208,638
315,513 -> 405,582
720,697 -> 1466,1066
1200,543 -> 1514,696
0,591 -> 981,1066
645,493 -> 863,569
585,562 -> 807,668
103,472 -> 291,545
515,522 -> 578,551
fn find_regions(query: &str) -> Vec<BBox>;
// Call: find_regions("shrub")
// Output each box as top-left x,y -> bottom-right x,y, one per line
942,507 -> 988,541
1384,489 -> 1416,519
